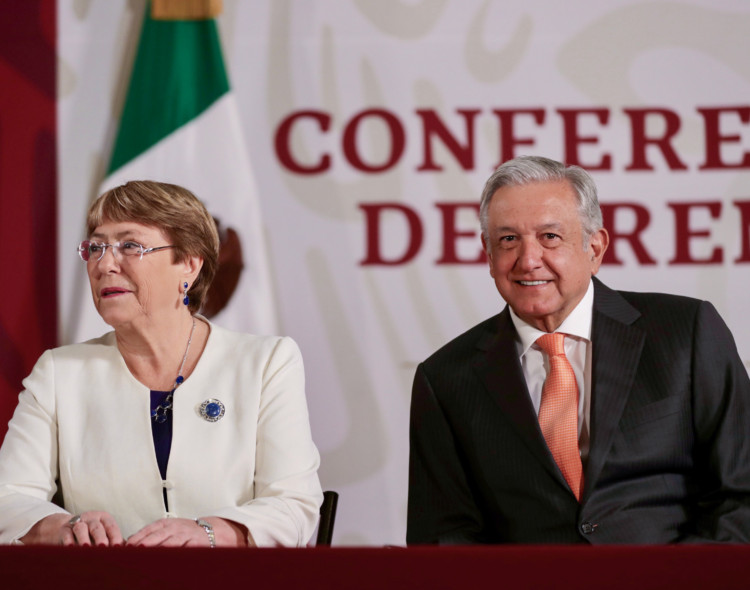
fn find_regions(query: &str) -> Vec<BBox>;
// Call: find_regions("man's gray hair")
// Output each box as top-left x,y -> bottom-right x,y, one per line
479,155 -> 603,251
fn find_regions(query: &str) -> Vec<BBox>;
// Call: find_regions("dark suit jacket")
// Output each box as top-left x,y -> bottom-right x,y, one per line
407,278 -> 750,544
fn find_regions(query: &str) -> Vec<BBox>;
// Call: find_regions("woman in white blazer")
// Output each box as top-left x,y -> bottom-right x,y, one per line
0,181 -> 322,547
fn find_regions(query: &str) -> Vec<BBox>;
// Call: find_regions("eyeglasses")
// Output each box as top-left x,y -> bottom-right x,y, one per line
77,240 -> 175,263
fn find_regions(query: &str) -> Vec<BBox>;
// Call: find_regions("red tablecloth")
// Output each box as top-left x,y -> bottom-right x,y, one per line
2,544 -> 749,590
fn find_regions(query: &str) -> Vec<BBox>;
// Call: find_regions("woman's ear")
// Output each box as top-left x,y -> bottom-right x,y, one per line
183,255 -> 204,285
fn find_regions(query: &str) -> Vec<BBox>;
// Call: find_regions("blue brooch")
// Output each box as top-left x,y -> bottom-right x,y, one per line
199,399 -> 225,422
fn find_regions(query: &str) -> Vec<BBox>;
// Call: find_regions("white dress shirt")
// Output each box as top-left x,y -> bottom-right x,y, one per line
509,280 -> 594,461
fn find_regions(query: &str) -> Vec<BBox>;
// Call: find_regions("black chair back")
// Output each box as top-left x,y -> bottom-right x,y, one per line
316,490 -> 339,546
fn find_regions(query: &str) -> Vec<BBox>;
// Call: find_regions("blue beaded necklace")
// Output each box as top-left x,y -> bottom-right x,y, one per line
151,318 -> 196,423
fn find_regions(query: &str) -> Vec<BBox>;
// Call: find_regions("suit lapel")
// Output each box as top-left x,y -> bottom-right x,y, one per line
582,278 -> 645,501
472,309 -> 568,486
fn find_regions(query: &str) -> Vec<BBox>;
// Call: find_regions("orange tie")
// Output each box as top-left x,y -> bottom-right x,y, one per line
536,333 -> 584,500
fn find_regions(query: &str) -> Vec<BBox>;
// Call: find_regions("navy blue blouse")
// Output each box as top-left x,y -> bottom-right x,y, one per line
149,390 -> 173,509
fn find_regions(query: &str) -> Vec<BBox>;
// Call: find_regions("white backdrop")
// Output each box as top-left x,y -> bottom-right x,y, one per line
58,0 -> 750,545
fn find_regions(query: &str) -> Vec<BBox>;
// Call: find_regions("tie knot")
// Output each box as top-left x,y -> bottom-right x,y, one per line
537,332 -> 566,356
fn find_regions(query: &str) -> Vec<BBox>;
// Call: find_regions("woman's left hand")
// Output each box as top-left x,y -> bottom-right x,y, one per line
126,517 -> 250,547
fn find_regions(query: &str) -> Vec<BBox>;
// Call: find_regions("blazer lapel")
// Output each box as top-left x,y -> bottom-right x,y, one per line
582,278 -> 645,501
473,308 -> 568,486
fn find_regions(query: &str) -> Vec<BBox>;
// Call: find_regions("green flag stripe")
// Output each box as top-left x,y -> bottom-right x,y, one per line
107,6 -> 230,174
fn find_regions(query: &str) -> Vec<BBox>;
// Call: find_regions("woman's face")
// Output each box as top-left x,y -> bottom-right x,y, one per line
86,220 -> 190,329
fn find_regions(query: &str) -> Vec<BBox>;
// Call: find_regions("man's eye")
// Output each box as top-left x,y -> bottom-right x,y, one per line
542,233 -> 560,240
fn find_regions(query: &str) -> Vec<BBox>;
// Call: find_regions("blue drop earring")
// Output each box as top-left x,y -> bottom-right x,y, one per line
182,282 -> 190,307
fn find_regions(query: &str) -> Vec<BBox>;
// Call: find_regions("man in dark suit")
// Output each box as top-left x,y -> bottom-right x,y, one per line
407,155 -> 750,544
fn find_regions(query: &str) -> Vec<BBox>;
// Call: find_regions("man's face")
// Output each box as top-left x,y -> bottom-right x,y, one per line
483,180 -> 608,333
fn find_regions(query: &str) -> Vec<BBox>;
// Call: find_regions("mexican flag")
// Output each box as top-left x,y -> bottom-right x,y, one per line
70,0 -> 278,341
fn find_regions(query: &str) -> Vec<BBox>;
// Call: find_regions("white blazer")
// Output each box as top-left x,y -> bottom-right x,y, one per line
0,321 -> 323,546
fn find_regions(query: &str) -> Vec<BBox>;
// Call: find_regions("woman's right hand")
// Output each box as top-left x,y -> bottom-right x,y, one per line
20,511 -> 124,546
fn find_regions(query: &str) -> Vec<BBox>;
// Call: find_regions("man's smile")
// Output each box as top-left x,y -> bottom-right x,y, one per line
517,280 -> 551,286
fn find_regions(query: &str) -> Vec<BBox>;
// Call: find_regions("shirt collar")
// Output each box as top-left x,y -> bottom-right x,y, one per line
509,279 -> 595,357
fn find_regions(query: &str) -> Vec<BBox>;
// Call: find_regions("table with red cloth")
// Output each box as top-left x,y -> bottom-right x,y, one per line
2,545 -> 749,589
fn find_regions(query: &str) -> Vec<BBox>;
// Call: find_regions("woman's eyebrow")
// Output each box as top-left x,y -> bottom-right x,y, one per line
89,229 -> 146,240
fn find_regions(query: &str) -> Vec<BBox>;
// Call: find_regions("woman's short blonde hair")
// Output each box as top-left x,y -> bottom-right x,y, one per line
86,180 -> 220,314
